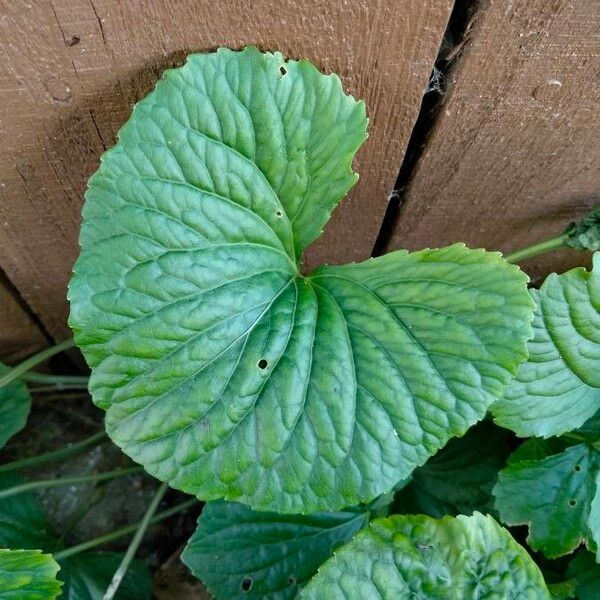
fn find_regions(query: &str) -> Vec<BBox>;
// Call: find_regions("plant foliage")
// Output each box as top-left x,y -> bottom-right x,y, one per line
0,549 -> 62,600
492,256 -> 600,438
0,473 -> 151,600
181,500 -> 368,599
299,513 -> 550,599
69,46 -> 534,517
0,363 -> 31,449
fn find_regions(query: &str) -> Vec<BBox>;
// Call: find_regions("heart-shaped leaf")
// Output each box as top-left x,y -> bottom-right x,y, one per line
492,255 -> 600,438
299,512 -> 550,599
69,47 -> 534,513
0,549 -> 62,600
0,363 -> 32,449
494,443 -> 600,560
181,500 -> 367,600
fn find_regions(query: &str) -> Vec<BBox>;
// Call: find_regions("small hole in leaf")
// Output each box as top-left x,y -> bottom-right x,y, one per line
280,66 -> 287,75
241,578 -> 252,592
288,576 -> 296,585
574,465 -> 581,472
276,210 -> 282,217
569,499 -> 577,506
258,359 -> 268,369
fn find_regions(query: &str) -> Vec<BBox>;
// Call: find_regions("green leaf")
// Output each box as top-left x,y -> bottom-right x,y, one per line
547,580 -> 577,600
392,421 -> 512,518
0,549 -> 62,599
181,500 -> 367,599
564,204 -> 600,252
0,363 -> 32,449
573,410 -> 600,443
0,473 -> 57,551
69,46 -> 534,513
492,255 -> 600,438
568,551 -> 600,599
300,512 -> 550,599
58,553 -> 151,600
494,443 -> 600,559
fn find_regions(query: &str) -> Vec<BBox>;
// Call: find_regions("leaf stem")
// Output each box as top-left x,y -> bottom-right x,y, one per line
102,483 -> 169,600
54,496 -> 197,561
505,234 -> 569,263
21,372 -> 89,387
0,466 -> 142,500
0,431 -> 107,475
0,339 -> 76,388
28,384 -> 89,394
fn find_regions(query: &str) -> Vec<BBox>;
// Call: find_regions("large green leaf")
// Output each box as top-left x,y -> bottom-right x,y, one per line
0,363 -> 32,449
300,512 -> 550,599
0,549 -> 61,599
494,443 -> 600,560
69,46 -> 534,513
58,553 -> 151,600
492,255 -> 600,438
181,500 -> 367,599
568,551 -> 600,599
392,421 -> 512,518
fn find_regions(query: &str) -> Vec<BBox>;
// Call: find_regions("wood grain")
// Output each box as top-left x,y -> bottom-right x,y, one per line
0,0 -> 453,340
0,280 -> 46,364
388,0 -> 600,283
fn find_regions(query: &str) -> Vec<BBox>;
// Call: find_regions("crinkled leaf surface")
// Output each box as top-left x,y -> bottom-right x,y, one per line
0,474 -> 150,600
181,500 -> 367,599
58,553 -> 151,600
0,549 -> 61,600
568,552 -> 600,599
300,512 -> 550,599
494,443 -> 600,560
69,46 -> 534,513
0,363 -> 32,449
493,255 -> 600,438
392,421 -> 512,518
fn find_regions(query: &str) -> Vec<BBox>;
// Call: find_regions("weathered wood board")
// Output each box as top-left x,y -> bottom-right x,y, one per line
388,0 -> 600,283
0,281 -> 46,364
0,0 -> 453,342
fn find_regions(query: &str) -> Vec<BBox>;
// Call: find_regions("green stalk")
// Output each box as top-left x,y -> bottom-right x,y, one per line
29,384 -> 89,394
21,372 -> 89,386
0,339 -> 76,388
0,431 -> 106,475
102,483 -> 169,600
54,497 -> 197,561
0,466 -> 142,500
505,233 -> 569,263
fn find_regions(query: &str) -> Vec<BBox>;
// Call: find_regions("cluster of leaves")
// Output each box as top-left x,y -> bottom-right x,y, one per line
3,47 -> 600,598
0,365 -> 152,599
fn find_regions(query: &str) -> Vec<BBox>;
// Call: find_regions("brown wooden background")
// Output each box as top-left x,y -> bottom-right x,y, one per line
1,0 -> 598,362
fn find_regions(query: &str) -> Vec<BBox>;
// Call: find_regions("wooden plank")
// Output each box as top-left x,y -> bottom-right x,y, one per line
388,0 -> 600,283
0,0 -> 453,339
0,279 -> 47,364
